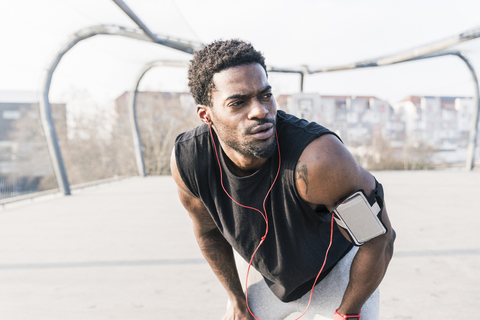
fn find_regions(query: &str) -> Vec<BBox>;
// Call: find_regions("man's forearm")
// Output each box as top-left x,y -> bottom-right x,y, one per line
337,232 -> 395,315
196,228 -> 246,305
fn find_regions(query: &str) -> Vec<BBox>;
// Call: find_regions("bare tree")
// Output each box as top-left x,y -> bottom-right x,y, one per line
53,89 -> 137,185
115,91 -> 199,175
350,130 -> 435,170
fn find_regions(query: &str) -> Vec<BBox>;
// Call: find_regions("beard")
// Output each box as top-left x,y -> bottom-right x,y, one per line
231,134 -> 277,159
214,118 -> 277,159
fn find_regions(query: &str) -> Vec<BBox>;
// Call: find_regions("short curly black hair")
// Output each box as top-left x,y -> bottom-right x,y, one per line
188,39 -> 267,106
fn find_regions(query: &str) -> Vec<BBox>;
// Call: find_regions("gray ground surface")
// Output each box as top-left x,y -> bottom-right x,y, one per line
0,171 -> 478,319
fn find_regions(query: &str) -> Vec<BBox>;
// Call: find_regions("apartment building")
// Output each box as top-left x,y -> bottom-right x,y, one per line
281,93 -> 402,147
392,96 -> 475,150
0,91 -> 66,197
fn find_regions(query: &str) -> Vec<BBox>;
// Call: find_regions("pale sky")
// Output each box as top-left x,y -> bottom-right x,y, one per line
2,0 -> 480,105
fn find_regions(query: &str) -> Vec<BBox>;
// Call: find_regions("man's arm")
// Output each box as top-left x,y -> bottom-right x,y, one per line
295,134 -> 396,316
170,148 -> 253,320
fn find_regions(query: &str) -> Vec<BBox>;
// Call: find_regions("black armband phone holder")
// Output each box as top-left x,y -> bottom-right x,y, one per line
332,179 -> 387,246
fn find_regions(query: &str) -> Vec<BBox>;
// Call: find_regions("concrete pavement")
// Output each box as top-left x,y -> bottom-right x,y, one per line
0,171 -> 478,319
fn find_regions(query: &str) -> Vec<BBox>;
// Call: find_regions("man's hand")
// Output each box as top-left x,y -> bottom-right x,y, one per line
222,301 -> 254,320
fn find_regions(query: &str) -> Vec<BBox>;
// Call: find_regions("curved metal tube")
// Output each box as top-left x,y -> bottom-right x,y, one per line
39,25 -> 197,195
404,52 -> 479,170
111,0 -> 202,54
455,54 -> 480,170
391,52 -> 480,169
268,27 -> 480,150
304,50 -> 480,170
308,27 -> 480,73
128,60 -> 189,176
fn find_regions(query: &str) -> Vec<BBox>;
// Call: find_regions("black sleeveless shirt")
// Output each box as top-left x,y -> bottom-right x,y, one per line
175,111 -> 352,302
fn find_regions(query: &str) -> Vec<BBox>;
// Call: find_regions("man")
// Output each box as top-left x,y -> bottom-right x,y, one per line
171,39 -> 395,320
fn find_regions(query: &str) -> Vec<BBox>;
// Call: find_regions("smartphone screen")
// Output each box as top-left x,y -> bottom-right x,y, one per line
334,193 -> 386,245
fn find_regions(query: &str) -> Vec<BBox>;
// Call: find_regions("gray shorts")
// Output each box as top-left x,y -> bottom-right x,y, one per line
232,246 -> 379,320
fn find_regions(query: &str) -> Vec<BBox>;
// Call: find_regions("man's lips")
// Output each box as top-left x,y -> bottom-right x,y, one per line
249,123 -> 274,140
249,123 -> 274,134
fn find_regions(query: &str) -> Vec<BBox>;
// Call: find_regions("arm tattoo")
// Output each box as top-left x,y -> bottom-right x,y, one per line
296,161 -> 309,194
182,192 -> 244,298
197,229 -> 244,296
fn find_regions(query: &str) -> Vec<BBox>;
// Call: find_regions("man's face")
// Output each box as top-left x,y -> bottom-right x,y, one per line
207,63 -> 277,159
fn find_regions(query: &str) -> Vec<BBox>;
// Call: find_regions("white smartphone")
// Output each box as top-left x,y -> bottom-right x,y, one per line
332,191 -> 386,246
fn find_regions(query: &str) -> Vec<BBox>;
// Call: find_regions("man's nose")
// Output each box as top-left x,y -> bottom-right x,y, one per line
248,98 -> 269,120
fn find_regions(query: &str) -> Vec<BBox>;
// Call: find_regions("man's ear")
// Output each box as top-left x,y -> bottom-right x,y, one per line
197,105 -> 211,125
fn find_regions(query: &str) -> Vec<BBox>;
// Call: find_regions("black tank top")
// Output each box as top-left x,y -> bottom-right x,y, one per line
175,110 -> 352,302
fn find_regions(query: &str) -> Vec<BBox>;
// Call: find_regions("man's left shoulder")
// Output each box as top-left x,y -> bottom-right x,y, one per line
295,133 -> 363,206
299,133 -> 354,170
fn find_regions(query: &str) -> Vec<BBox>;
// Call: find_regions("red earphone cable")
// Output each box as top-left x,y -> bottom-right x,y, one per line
293,212 -> 335,320
208,123 -> 334,320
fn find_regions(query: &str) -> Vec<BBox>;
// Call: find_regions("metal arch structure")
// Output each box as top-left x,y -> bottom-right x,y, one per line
39,24 -> 201,196
128,60 -> 190,177
273,27 -> 480,170
307,50 -> 480,171
455,53 -> 480,170
41,15 -> 480,197
404,52 -> 480,171
308,27 -> 480,72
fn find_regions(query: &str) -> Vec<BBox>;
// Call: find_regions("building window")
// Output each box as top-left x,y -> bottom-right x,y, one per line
2,110 -> 21,120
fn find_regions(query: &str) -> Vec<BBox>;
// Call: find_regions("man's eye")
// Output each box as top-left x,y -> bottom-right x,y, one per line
261,93 -> 273,100
230,100 -> 244,107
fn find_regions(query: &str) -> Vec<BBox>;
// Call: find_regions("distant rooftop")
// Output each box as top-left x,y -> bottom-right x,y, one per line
0,91 -> 38,103
400,95 -> 472,104
423,96 -> 472,102
319,95 -> 381,100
